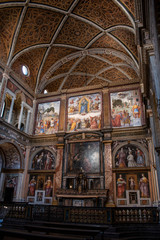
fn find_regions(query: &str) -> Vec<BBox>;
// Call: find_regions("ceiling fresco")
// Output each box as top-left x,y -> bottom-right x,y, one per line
0,0 -> 140,94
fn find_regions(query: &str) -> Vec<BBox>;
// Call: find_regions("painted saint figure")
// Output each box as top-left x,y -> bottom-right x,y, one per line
127,148 -> 137,167
45,176 -> 52,197
45,152 -> 52,170
129,176 -> 135,190
136,149 -> 144,166
117,174 -> 126,198
139,174 -> 149,198
117,148 -> 126,168
132,102 -> 140,118
80,98 -> 88,114
28,176 -> 36,196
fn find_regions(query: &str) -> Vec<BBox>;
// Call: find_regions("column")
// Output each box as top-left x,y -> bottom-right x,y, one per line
102,88 -> 111,128
147,137 -> 159,205
18,102 -> 24,129
29,99 -> 36,134
25,109 -> 31,133
16,173 -> 23,201
8,96 -> 15,123
59,94 -> 66,132
63,177 -> 67,190
103,140 -> 115,207
0,73 -> 9,115
19,146 -> 31,201
100,176 -> 104,190
0,173 -> 6,201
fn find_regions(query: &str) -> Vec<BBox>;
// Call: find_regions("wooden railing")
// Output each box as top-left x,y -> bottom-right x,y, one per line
0,203 -> 159,224
113,207 -> 159,224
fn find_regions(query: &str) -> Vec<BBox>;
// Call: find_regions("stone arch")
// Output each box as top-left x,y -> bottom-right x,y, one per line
112,141 -> 148,168
0,140 -> 24,169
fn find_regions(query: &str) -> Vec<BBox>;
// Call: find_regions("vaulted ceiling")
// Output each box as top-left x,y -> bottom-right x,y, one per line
0,0 -> 140,95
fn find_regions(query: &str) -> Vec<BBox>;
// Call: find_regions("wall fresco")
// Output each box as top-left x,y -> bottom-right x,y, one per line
5,174 -> 18,198
67,142 -> 100,173
31,150 -> 55,170
35,101 -> 60,135
110,89 -> 142,127
28,174 -> 53,198
116,172 -> 150,206
115,144 -> 145,168
67,93 -> 101,131
116,172 -> 150,198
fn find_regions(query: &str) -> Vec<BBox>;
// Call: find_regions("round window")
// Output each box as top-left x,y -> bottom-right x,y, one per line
22,65 -> 30,76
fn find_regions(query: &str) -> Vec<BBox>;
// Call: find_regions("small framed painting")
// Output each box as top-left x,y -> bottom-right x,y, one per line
35,190 -> 45,204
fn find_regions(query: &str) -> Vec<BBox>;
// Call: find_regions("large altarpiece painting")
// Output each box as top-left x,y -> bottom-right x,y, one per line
67,93 -> 101,131
67,142 -> 100,174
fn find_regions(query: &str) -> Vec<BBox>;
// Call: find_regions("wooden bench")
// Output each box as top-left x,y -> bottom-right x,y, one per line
25,224 -> 100,240
0,228 -> 88,240
33,221 -> 108,239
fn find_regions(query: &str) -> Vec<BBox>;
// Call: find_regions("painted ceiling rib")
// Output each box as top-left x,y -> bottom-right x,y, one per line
52,44 -> 83,50
113,0 -> 135,29
58,56 -> 85,92
116,67 -> 132,80
105,25 -> 135,33
86,66 -> 114,85
88,54 -> 114,66
41,48 -> 137,87
40,73 -> 68,91
85,32 -> 105,49
86,25 -> 135,50
7,0 -> 30,66
9,44 -> 50,67
35,15 -> 69,92
35,0 -> 80,93
0,3 -> 26,8
70,13 -> 103,31
97,76 -> 112,83
107,32 -> 139,69
29,3 -> 67,15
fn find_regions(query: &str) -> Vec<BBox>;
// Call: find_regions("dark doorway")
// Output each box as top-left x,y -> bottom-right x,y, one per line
4,187 -> 14,203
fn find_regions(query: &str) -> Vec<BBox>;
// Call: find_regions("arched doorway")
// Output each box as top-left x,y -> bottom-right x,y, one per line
0,141 -> 23,202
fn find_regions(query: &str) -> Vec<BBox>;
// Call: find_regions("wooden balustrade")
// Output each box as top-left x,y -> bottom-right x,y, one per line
0,203 -> 159,224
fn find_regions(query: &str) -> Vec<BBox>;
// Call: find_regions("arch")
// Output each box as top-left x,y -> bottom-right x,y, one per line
112,141 -> 149,168
29,147 -> 57,170
0,140 -> 24,169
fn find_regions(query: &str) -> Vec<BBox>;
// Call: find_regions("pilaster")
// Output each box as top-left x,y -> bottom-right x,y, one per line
102,88 -> 111,128
59,94 -> 66,132
20,146 -> 31,201
103,140 -> 115,207
0,73 -> 9,114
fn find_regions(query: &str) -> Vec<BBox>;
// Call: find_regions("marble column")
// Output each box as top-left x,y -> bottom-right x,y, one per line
59,94 -> 66,131
18,102 -> 24,129
8,96 -> 15,124
0,73 -> 9,115
102,88 -> 111,128
19,146 -> 31,201
103,140 -> 115,207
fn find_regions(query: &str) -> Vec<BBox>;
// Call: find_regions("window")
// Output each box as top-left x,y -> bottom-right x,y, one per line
22,65 -> 29,76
